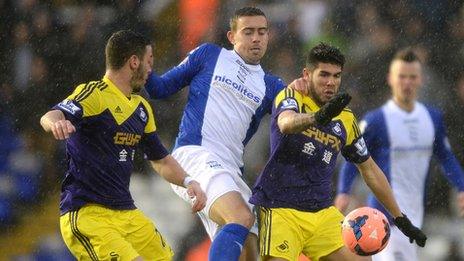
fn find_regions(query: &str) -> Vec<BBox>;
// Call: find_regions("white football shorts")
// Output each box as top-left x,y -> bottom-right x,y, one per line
170,145 -> 258,239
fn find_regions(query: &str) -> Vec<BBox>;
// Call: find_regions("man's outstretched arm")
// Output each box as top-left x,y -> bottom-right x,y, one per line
356,157 -> 427,247
145,43 -> 212,99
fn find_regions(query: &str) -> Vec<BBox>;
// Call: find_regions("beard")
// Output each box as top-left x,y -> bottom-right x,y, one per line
307,82 -> 326,107
130,64 -> 145,93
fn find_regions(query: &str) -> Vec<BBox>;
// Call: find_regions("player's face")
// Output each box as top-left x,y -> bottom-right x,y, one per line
227,16 -> 268,65
388,60 -> 422,104
303,63 -> 342,106
131,45 -> 153,92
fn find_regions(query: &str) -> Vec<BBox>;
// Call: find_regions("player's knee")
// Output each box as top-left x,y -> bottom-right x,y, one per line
227,209 -> 255,229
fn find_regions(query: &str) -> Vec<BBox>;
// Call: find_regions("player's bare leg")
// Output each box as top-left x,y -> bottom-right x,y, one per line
209,191 -> 256,260
321,246 -> 372,261
239,233 -> 258,261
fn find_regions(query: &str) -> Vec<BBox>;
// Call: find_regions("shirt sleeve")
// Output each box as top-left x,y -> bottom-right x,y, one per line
140,100 -> 169,160
341,114 -> 370,164
52,82 -> 102,124
141,133 -> 169,160
145,43 -> 213,99
264,74 -> 286,114
338,114 -> 375,194
272,88 -> 303,119
430,108 -> 464,191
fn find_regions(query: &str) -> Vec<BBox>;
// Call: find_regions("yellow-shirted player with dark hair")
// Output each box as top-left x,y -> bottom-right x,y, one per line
40,30 -> 206,261
249,43 -> 426,261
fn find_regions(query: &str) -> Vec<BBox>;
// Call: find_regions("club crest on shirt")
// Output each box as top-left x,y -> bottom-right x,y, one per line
332,122 -> 342,136
139,107 -> 147,122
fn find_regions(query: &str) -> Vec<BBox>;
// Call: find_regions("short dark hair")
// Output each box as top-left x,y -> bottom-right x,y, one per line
306,42 -> 345,69
105,30 -> 151,70
230,7 -> 266,31
392,48 -> 421,63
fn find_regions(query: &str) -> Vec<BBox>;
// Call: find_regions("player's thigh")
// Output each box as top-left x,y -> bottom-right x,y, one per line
209,188 -> 255,227
302,206 -> 345,261
209,171 -> 260,238
172,146 -> 251,220
258,207 -> 303,261
182,171 -> 255,239
172,146 -> 260,240
60,205 -> 139,261
126,209 -> 174,261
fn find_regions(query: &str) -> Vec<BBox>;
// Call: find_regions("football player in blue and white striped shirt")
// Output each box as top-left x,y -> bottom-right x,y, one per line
336,48 -> 464,261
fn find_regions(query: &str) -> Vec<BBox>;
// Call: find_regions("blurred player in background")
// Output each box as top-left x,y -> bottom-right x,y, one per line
336,48 -> 464,261
40,30 -> 206,261
144,6 -> 294,261
250,43 -> 427,261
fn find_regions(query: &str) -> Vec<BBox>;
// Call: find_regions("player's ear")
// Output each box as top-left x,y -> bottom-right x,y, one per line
227,30 -> 235,45
303,67 -> 311,82
129,55 -> 140,70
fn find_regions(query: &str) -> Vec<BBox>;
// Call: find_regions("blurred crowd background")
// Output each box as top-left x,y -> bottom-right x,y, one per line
1,0 -> 464,260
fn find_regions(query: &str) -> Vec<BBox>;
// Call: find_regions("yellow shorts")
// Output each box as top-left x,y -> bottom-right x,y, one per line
259,206 -> 345,261
60,204 -> 173,261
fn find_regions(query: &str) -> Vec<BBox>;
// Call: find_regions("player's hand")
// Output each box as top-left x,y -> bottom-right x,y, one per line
287,78 -> 308,95
315,92 -> 352,125
186,180 -> 206,213
457,191 -> 464,217
50,120 -> 76,140
393,214 -> 427,247
334,193 -> 351,213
